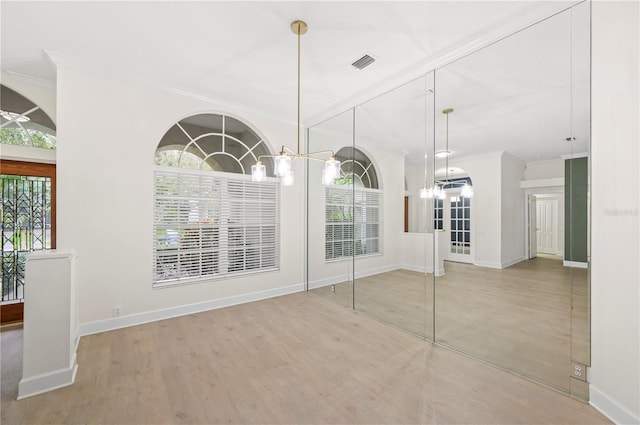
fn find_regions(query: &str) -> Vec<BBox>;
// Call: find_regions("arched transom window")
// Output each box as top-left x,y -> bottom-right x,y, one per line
155,113 -> 274,175
0,85 -> 56,149
153,113 -> 279,286
325,147 -> 382,261
334,146 -> 379,188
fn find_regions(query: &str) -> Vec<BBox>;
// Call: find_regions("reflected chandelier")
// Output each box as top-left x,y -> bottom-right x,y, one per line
251,20 -> 340,186
421,108 -> 473,199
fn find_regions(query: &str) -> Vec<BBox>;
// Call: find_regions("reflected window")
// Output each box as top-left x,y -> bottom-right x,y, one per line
325,147 -> 382,261
450,196 -> 471,255
0,85 -> 56,149
434,199 -> 444,230
153,113 -> 279,286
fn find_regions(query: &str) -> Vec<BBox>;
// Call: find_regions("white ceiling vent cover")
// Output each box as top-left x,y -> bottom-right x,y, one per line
352,54 -> 376,70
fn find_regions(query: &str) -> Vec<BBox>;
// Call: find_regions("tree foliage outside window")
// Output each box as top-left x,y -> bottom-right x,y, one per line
154,150 -> 213,170
0,127 -> 56,149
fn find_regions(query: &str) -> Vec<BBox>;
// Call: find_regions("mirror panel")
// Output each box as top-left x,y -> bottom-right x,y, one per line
433,5 -> 590,395
307,108 -> 355,309
569,0 -> 591,374
352,74 -> 435,339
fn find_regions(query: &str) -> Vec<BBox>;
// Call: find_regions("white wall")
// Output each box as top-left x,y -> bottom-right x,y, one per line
405,162 -> 427,233
55,67 -> 305,326
524,158 -> 564,180
454,153 -> 502,268
501,153 -> 525,266
590,2 -> 640,424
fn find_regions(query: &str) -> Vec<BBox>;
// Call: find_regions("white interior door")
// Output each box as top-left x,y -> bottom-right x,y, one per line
444,195 -> 473,264
529,194 -> 538,259
536,197 -> 558,254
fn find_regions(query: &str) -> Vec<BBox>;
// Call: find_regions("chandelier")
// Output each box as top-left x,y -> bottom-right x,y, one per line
421,108 -> 473,199
251,20 -> 340,186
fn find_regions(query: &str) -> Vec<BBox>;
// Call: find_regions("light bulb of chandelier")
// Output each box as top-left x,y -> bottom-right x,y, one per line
274,154 -> 292,177
324,157 -> 340,182
437,186 -> 447,200
322,169 -> 335,186
251,161 -> 267,182
461,184 -> 473,198
282,170 -> 294,186
420,186 -> 433,199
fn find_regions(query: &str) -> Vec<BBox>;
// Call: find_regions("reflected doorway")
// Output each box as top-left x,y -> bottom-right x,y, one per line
526,190 -> 564,261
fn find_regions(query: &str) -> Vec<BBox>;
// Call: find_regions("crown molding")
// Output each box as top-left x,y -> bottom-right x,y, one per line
560,152 -> 589,159
3,70 -> 56,90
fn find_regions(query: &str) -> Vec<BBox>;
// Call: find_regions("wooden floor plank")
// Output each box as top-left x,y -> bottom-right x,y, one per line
312,255 -> 587,393
1,291 -> 608,424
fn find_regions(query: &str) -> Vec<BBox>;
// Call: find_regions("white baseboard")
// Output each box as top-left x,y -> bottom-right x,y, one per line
78,283 -> 304,337
18,355 -> 78,400
355,264 -> 398,279
502,257 -> 525,268
590,385 -> 640,425
398,264 -> 434,274
564,260 -> 588,269
308,263 -> 439,289
474,257 -> 525,270
474,260 -> 502,269
307,275 -> 349,290
307,264 -> 403,290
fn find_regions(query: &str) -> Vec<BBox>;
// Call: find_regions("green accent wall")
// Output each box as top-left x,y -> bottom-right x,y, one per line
565,157 -> 588,263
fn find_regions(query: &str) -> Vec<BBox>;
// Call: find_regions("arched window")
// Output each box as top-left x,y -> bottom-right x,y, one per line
333,147 -> 379,189
325,147 -> 382,261
0,85 -> 56,149
153,113 -> 279,286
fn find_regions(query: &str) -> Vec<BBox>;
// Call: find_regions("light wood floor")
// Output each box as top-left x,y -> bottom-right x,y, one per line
1,292 -> 609,424
311,256 -> 588,393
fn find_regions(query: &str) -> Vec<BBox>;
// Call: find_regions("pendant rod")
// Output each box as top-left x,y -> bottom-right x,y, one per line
296,21 -> 302,156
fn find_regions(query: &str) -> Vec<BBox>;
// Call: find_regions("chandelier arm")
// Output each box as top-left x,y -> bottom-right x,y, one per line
256,154 -> 279,162
258,149 -> 336,163
306,149 -> 336,157
305,156 -> 333,163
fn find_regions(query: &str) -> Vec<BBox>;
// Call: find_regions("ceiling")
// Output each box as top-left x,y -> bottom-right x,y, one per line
0,1 -> 592,164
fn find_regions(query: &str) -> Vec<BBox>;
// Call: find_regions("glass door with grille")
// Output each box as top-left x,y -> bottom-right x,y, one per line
1,171 -> 53,308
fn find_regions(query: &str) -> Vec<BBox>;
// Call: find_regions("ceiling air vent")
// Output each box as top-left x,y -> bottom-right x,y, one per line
352,54 -> 376,70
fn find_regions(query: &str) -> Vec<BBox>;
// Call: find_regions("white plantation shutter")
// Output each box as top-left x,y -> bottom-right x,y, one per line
154,167 -> 279,285
325,185 -> 382,261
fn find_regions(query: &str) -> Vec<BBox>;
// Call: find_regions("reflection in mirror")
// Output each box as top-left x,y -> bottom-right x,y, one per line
568,1 -> 591,399
307,109 -> 355,309
351,73 -> 435,338
433,3 -> 590,396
